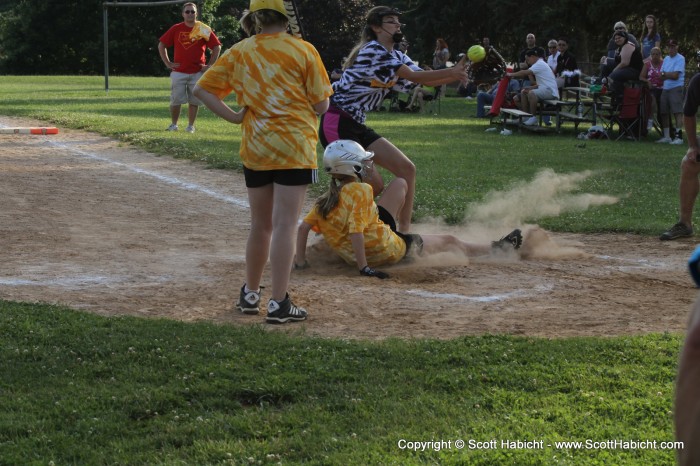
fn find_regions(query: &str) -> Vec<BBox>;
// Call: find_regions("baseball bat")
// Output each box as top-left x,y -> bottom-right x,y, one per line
283,0 -> 305,39
0,127 -> 59,135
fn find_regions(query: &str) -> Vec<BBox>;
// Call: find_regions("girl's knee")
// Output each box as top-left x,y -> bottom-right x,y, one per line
388,177 -> 408,194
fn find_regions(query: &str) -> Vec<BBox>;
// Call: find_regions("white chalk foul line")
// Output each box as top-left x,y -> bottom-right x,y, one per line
0,275 -> 126,287
596,255 -> 670,270
406,285 -> 553,303
47,140 -> 250,209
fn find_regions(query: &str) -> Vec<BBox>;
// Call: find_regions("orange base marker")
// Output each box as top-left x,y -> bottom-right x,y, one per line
0,127 -> 59,135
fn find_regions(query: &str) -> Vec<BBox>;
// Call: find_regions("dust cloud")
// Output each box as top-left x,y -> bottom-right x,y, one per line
408,169 -> 618,263
464,169 -> 619,229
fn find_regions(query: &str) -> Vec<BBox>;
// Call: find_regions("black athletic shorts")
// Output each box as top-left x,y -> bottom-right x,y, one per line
377,206 -> 423,257
319,106 -> 383,148
243,167 -> 318,188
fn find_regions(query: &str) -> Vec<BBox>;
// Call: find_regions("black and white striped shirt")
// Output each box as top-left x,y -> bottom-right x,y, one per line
331,41 -> 421,124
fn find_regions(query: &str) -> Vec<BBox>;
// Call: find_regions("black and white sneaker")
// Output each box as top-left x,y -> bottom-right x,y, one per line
266,294 -> 308,324
237,285 -> 261,315
660,222 -> 693,241
492,229 -> 523,252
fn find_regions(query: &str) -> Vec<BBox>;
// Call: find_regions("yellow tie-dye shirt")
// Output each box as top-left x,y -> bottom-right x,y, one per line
197,32 -> 332,170
303,182 -> 407,267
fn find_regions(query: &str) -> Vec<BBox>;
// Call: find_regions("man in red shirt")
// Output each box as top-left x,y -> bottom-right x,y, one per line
158,2 -> 221,133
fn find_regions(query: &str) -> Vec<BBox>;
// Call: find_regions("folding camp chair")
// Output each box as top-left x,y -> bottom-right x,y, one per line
422,86 -> 442,114
602,81 -> 649,141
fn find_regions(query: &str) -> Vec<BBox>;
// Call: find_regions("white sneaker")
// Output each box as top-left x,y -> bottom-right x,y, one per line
671,137 -> 683,145
656,137 -> 672,144
166,123 -> 178,131
523,116 -> 538,126
185,125 -> 195,133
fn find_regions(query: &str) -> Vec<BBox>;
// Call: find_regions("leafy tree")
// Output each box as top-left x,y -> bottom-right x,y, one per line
0,0 -> 697,76
294,0 -> 375,71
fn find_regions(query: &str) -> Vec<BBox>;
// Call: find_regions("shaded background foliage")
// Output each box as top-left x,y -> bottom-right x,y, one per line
0,0 -> 698,76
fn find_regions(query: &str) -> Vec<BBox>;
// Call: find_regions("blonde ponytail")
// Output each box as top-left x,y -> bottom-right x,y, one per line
315,177 -> 346,219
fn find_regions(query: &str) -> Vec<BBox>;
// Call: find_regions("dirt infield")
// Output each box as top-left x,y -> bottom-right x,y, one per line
1,115 -> 697,339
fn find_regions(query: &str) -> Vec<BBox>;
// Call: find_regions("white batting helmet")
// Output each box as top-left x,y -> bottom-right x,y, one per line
323,140 -> 374,179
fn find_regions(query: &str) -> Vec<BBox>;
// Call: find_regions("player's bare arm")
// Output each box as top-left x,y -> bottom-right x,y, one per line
294,222 -> 312,268
396,55 -> 467,87
192,85 -> 246,124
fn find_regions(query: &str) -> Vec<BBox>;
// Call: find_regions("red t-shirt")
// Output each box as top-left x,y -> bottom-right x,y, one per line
159,22 -> 221,74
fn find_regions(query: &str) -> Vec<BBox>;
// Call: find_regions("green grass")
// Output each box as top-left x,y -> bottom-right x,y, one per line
0,75 -> 689,234
0,76 -> 689,464
0,301 -> 682,465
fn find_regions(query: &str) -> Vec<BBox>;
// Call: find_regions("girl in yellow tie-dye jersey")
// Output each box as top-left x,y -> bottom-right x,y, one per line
193,0 -> 332,324
295,140 -> 524,279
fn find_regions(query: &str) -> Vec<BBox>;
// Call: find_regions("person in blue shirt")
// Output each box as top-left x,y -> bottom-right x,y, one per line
657,39 -> 686,144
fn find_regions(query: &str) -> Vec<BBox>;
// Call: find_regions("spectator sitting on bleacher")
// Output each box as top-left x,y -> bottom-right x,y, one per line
601,21 -> 640,78
506,50 -> 560,126
555,37 -> 579,89
475,82 -> 498,118
607,31 -> 644,103
546,39 -> 559,72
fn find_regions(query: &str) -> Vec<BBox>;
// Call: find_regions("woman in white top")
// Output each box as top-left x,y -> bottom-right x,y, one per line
546,39 -> 559,72
433,38 -> 450,69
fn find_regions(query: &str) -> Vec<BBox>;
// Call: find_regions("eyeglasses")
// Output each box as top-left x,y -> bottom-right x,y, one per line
614,27 -> 625,31
382,21 -> 405,27
184,10 -> 196,14
558,43 -> 567,46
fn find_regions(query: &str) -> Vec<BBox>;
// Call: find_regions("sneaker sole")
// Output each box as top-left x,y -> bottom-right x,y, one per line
660,233 -> 693,241
238,303 -> 260,315
265,315 -> 307,324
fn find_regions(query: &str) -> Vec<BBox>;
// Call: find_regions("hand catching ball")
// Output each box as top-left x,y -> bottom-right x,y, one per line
467,45 -> 486,63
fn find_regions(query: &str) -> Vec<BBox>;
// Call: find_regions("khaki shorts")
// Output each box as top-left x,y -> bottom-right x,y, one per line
660,86 -> 684,115
170,71 -> 203,106
532,87 -> 557,101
